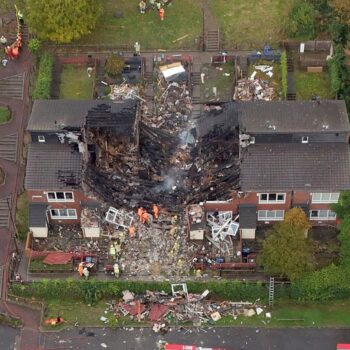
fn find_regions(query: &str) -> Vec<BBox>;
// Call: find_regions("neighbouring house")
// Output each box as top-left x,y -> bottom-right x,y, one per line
25,99 -> 138,237
204,100 -> 350,239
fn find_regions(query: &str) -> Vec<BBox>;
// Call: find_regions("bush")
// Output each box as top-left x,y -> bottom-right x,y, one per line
280,51 -> 288,100
338,217 -> 350,266
291,265 -> 350,301
327,54 -> 341,96
105,55 -> 124,76
32,53 -> 54,99
28,38 -> 41,55
287,1 -> 317,39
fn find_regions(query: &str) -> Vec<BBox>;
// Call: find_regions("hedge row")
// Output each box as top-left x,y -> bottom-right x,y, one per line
280,51 -> 288,100
291,265 -> 350,301
9,279 -> 269,304
32,53 -> 53,99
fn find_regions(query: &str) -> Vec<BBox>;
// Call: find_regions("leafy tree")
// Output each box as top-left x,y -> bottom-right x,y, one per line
28,38 -> 41,55
260,210 -> 314,280
105,55 -> 125,76
287,1 -> 317,39
25,0 -> 102,43
329,0 -> 350,25
284,207 -> 311,232
332,191 -> 350,220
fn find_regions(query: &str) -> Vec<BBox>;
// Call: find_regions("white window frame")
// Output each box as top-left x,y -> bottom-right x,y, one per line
309,210 -> 336,220
258,210 -> 284,221
46,192 -> 74,202
38,136 -> 45,143
258,193 -> 286,204
311,193 -> 340,204
50,208 -> 77,219
301,136 -> 309,144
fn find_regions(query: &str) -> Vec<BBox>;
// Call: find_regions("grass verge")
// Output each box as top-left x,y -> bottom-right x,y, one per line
294,69 -> 333,100
59,65 -> 94,99
79,0 -> 202,49
209,0 -> 295,49
0,106 -> 11,124
0,313 -> 22,328
15,191 -> 29,243
43,299 -> 350,328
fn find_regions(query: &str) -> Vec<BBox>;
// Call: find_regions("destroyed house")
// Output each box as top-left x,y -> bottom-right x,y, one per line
203,100 -> 350,239
25,99 -> 138,237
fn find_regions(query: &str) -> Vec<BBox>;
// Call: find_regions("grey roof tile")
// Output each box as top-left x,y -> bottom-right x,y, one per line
240,143 -> 350,191
25,143 -> 82,190
27,100 -> 137,132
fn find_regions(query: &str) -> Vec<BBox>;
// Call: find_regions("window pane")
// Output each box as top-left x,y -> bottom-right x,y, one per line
277,194 -> 284,201
313,193 -> 321,201
60,209 -> 68,216
269,194 -> 277,201
276,210 -> 283,218
267,211 -> 274,218
65,192 -> 73,200
321,193 -> 330,201
56,192 -> 65,199
311,211 -> 318,217
258,211 -> 266,219
330,193 -> 339,202
67,209 -> 76,217
328,211 -> 336,218
260,194 -> 267,201
319,210 -> 327,218
51,209 -> 59,216
47,192 -> 55,199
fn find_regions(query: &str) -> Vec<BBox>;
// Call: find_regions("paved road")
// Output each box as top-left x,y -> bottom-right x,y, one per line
0,325 -> 19,349
38,327 -> 350,350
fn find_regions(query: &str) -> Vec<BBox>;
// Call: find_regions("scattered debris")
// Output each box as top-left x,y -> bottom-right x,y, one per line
233,78 -> 275,101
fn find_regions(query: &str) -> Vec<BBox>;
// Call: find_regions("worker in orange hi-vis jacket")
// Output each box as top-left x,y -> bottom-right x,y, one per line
152,204 -> 159,220
137,207 -> 144,222
78,262 -> 84,277
128,225 -> 136,237
142,210 -> 150,224
159,7 -> 165,21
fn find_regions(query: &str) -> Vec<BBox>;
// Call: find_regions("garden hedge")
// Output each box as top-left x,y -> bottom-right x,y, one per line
32,53 -> 54,99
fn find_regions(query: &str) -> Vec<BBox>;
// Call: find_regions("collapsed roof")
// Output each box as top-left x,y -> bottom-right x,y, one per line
27,99 -> 137,132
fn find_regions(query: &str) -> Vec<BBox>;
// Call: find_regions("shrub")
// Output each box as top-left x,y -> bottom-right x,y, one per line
287,1 -> 317,39
28,38 -> 41,55
291,264 -> 350,301
32,53 -> 54,99
327,55 -> 341,96
105,55 -> 124,76
280,51 -> 288,100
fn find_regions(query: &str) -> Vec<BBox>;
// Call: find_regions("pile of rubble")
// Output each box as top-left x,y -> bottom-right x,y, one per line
102,287 -> 270,329
233,78 -> 275,101
108,82 -> 140,101
104,209 -> 199,278
32,224 -> 109,260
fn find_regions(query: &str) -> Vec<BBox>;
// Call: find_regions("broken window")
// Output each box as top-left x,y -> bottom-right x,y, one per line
309,210 -> 336,220
312,193 -> 340,203
259,193 -> 285,204
50,208 -> 77,219
105,207 -> 134,229
46,192 -> 74,202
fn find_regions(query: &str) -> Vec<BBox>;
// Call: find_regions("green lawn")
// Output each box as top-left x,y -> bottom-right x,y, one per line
43,300 -> 147,329
216,301 -> 350,327
0,106 -> 11,124
59,65 -> 94,99
201,63 -> 234,101
44,299 -> 350,328
79,1 -> 202,49
209,0 -> 295,49
15,191 -> 29,243
294,70 -> 334,100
